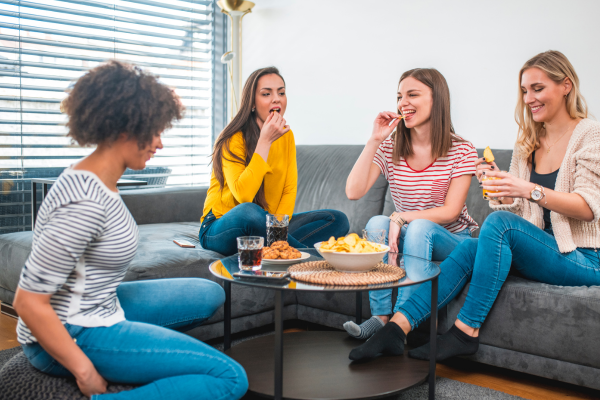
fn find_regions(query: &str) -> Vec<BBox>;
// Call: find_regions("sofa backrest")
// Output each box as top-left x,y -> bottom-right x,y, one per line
120,146 -> 514,236
121,186 -> 208,225
295,145 -> 389,234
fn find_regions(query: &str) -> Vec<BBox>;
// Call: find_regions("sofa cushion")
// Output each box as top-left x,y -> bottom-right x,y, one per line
446,276 -> 600,369
295,145 -> 388,234
0,222 -> 218,304
124,222 -> 218,282
0,231 -> 32,300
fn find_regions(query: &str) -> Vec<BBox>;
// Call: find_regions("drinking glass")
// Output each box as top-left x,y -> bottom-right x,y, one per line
482,175 -> 503,201
362,229 -> 386,245
266,214 -> 289,246
237,236 -> 264,271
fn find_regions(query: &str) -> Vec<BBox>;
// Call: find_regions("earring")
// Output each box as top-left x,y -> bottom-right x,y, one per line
251,108 -> 255,112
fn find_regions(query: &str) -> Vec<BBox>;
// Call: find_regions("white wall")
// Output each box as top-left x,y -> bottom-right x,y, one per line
242,0 -> 600,149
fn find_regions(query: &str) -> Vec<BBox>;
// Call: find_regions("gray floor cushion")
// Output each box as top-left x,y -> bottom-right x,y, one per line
0,352 -> 136,400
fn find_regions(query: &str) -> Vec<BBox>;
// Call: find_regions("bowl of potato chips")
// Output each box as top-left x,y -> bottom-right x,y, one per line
314,233 -> 389,273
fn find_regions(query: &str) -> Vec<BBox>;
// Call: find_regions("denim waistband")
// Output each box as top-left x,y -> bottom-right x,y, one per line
199,210 -> 217,239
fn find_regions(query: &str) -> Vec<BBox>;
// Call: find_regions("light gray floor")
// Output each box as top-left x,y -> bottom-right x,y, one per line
393,377 -> 525,399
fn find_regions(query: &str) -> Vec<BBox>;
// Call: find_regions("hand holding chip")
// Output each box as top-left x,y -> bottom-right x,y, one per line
370,111 -> 404,143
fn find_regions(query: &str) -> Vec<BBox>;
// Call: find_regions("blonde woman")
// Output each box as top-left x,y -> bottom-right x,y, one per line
349,50 -> 600,362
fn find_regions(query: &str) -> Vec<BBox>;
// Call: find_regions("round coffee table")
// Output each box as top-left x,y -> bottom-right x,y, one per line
210,250 -> 441,400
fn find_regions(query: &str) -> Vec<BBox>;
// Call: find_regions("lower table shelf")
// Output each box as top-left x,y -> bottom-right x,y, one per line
226,331 -> 431,400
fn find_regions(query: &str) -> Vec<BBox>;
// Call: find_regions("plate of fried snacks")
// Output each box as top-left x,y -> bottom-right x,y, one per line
261,241 -> 311,265
314,233 -> 390,273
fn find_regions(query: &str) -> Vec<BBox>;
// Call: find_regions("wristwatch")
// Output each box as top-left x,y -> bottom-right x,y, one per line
390,212 -> 407,227
528,184 -> 544,203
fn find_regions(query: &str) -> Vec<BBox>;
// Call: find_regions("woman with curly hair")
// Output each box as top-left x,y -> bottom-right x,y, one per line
12,61 -> 248,399
200,66 -> 349,256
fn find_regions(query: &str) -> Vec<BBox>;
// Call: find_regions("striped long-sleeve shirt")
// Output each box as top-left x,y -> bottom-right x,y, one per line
373,136 -> 479,233
17,168 -> 139,344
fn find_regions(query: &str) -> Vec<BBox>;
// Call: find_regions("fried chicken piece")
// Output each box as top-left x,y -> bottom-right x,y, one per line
270,241 -> 289,250
279,247 -> 301,259
262,247 -> 280,259
263,241 -> 301,259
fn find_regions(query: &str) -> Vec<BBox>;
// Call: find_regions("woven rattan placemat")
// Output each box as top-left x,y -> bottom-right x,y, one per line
288,260 -> 405,286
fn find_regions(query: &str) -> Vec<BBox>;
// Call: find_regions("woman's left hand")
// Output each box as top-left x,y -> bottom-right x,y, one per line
481,170 -> 535,199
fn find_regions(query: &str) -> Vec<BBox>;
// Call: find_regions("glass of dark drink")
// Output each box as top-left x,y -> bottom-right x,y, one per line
266,214 -> 289,246
237,236 -> 264,271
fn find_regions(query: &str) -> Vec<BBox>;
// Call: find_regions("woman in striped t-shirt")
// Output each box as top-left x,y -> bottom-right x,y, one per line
13,61 -> 248,400
344,68 -> 478,341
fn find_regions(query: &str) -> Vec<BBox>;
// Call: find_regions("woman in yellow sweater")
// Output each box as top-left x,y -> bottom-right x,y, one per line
200,67 -> 349,256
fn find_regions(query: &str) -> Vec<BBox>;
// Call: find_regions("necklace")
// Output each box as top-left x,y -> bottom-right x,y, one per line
544,122 -> 574,154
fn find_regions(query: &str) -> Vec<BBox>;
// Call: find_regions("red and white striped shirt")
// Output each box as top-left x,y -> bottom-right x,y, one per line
374,136 -> 479,233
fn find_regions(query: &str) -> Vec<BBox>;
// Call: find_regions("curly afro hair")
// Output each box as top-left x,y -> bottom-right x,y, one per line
63,60 -> 184,148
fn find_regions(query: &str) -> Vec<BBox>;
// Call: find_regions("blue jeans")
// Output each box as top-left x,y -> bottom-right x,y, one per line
22,279 -> 248,400
398,211 -> 600,329
200,203 -> 350,256
366,216 -> 472,316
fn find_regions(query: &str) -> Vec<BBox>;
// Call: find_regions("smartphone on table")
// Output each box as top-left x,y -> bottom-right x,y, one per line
233,271 -> 290,281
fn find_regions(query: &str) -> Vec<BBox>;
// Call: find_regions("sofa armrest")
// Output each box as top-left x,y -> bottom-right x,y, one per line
120,186 -> 208,225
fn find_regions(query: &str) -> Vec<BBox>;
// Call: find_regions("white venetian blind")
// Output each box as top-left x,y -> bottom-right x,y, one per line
0,0 -> 222,233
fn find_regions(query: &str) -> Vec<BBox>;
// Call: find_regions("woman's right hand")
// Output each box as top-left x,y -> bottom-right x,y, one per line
388,219 -> 401,253
259,111 -> 290,144
76,366 -> 107,397
371,112 -> 402,143
475,157 -> 499,181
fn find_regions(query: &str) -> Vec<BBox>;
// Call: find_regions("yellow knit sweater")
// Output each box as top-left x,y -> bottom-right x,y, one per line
202,130 -> 297,222
490,118 -> 600,253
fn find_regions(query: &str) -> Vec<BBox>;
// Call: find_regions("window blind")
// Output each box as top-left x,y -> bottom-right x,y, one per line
0,0 -> 225,234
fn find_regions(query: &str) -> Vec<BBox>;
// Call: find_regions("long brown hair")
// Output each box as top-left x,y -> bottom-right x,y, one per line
514,50 -> 588,158
211,67 -> 285,209
392,68 -> 459,163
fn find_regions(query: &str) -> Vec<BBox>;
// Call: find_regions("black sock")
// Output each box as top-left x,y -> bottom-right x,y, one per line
349,321 -> 406,361
408,324 -> 479,362
406,330 -> 430,348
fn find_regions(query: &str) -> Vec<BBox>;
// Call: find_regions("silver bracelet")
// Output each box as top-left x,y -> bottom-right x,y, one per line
540,186 -> 547,205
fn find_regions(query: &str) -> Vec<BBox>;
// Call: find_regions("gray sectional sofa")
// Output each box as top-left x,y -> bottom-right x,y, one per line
1,145 -> 599,390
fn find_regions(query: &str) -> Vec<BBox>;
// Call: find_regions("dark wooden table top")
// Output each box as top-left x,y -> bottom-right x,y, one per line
228,331 -> 429,400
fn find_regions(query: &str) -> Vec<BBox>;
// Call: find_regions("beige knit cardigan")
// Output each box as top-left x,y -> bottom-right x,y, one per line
489,118 -> 600,253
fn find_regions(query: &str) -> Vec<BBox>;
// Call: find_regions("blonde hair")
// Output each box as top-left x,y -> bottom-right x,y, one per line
514,50 -> 588,157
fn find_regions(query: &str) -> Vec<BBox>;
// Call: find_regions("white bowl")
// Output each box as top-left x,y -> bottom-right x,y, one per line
314,242 -> 390,273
